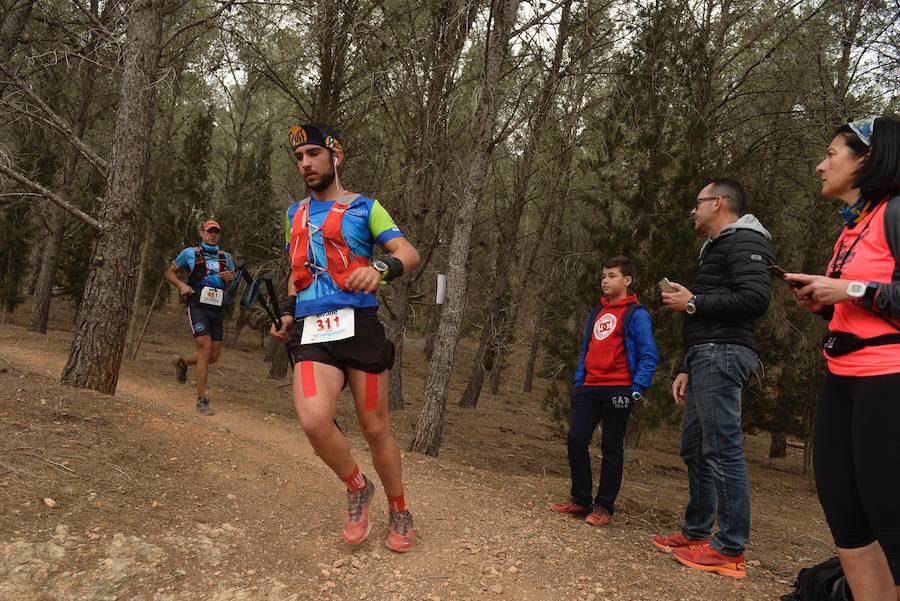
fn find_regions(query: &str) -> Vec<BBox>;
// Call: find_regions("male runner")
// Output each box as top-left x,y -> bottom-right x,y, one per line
166,220 -> 235,415
270,124 -> 420,552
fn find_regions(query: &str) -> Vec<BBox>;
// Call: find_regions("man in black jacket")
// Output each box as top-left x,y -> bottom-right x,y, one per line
654,178 -> 776,579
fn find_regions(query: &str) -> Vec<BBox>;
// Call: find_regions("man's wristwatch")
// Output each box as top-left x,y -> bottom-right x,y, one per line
631,391 -> 642,402
372,260 -> 390,281
846,281 -> 867,299
685,296 -> 697,315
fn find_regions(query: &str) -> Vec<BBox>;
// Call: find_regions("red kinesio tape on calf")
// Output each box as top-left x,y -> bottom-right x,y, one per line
300,361 -> 317,398
365,373 -> 379,411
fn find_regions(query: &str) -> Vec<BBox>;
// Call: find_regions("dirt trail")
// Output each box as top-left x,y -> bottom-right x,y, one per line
0,311 -> 833,601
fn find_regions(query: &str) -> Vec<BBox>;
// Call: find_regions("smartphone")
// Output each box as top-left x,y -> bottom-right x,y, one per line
658,277 -> 675,293
767,264 -> 804,289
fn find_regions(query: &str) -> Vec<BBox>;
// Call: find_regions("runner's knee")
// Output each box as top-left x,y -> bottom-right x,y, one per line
297,409 -> 336,440
359,418 -> 390,444
195,340 -> 212,357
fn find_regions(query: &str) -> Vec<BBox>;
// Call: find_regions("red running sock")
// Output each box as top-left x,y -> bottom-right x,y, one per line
387,490 -> 406,513
341,465 -> 366,492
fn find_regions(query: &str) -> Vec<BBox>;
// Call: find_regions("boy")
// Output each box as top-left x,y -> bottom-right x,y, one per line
550,255 -> 658,525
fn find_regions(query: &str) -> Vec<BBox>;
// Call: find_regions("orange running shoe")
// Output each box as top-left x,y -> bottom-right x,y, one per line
672,545 -> 746,579
585,507 -> 612,526
652,531 -> 710,553
549,501 -> 592,516
384,510 -> 414,553
342,475 -> 375,545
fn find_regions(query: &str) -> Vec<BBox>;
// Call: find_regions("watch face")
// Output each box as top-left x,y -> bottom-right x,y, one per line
372,260 -> 388,273
685,303 -> 696,315
847,281 -> 866,298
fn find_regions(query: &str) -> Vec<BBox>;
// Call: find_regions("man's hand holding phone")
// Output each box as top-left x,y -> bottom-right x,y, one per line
660,278 -> 693,311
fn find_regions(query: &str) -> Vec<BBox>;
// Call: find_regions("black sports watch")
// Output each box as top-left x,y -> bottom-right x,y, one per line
372,260 -> 390,280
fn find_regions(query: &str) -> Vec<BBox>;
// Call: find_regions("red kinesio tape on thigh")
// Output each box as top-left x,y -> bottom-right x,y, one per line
300,361 -> 317,398
364,372 -> 379,411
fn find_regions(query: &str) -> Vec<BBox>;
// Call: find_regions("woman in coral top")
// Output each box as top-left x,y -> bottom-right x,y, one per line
786,115 -> 900,600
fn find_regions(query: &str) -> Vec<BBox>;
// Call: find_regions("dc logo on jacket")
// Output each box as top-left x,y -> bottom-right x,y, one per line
593,314 -> 617,341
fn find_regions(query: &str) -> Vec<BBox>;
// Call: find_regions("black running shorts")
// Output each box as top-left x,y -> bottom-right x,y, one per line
186,304 -> 224,341
290,307 -> 395,374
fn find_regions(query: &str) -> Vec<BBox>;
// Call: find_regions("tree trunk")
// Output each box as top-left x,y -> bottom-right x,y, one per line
522,305 -> 543,393
411,0 -> 521,456
26,0 -> 103,333
314,0 -> 356,121
61,0 -> 165,394
769,430 -> 787,458
125,223 -> 153,359
24,232 -> 43,296
0,0 -> 35,96
385,0 -> 477,408
489,350 -> 503,394
129,276 -> 164,359
268,339 -> 289,379
834,0 -> 865,107
460,0 -> 574,408
27,210 -> 65,333
387,278 -> 411,410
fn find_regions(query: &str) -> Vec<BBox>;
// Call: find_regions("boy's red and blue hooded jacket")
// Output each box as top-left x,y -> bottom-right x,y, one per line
572,295 -> 659,393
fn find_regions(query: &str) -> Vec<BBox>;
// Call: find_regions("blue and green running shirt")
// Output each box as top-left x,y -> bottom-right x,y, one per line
172,243 -> 235,292
284,192 -> 404,318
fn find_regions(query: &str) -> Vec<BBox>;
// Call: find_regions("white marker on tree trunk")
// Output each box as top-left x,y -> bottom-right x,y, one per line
436,274 -> 447,304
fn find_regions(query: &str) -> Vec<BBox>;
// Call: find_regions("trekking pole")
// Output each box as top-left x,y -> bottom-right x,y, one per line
260,273 -> 296,367
222,259 -> 247,308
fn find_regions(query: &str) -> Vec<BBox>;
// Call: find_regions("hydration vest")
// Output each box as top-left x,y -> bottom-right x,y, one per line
187,246 -> 228,290
289,194 -> 369,292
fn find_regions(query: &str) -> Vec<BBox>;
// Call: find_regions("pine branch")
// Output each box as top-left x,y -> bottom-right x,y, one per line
0,162 -> 103,231
0,64 -> 110,177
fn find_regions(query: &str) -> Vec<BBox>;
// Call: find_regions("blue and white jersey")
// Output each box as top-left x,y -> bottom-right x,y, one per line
284,192 -> 404,318
172,243 -> 235,292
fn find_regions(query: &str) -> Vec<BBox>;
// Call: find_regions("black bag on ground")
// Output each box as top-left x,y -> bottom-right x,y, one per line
780,557 -> 853,601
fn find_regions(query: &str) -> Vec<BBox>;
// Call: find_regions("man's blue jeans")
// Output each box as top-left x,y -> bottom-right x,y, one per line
680,343 -> 757,556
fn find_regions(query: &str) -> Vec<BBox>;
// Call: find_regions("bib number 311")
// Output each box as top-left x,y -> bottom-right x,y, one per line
301,308 -> 355,344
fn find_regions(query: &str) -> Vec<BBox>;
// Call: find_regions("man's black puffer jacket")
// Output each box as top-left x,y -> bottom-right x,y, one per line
678,214 -> 776,370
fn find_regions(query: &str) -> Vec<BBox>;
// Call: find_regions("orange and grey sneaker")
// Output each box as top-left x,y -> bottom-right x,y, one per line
384,510 -> 414,553
585,507 -> 612,527
342,475 -> 375,545
652,531 -> 710,553
672,545 -> 747,579
549,501 -> 592,516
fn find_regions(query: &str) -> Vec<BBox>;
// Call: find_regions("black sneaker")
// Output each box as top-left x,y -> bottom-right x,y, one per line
196,397 -> 212,415
173,356 -> 187,384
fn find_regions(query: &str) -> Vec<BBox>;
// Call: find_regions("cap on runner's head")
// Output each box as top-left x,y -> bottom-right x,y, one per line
288,123 -> 343,153
202,220 -> 221,232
